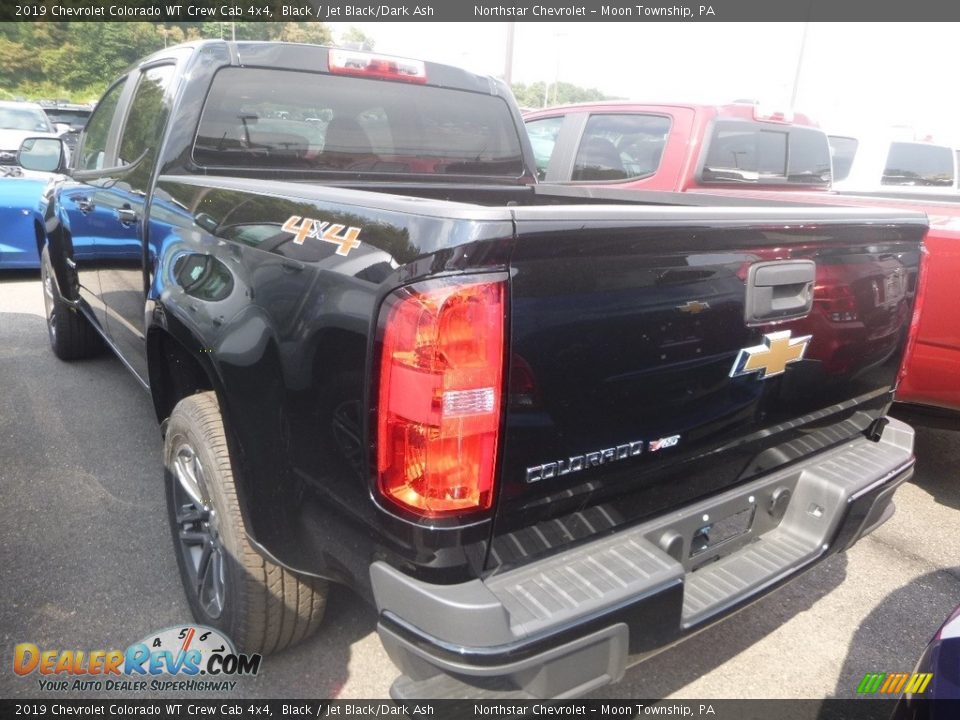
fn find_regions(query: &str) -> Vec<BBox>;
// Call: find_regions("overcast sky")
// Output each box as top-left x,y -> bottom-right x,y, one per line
327,22 -> 960,146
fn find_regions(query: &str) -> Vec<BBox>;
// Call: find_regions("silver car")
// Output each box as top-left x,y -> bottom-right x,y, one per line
0,100 -> 58,166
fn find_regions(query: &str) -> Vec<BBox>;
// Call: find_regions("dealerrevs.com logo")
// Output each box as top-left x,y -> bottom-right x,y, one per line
13,625 -> 261,692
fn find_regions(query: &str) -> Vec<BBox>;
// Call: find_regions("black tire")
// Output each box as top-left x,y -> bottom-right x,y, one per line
40,246 -> 103,360
164,391 -> 327,654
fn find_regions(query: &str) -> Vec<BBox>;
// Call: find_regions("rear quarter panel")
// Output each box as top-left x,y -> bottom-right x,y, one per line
896,221 -> 960,410
146,176 -> 516,593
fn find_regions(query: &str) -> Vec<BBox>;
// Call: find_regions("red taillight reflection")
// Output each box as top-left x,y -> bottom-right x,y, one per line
377,278 -> 505,517
898,247 -> 930,386
814,279 -> 859,323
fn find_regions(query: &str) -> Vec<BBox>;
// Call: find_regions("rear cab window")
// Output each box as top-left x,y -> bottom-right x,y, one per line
701,120 -> 832,186
882,142 -> 955,187
192,67 -> 525,178
44,108 -> 91,130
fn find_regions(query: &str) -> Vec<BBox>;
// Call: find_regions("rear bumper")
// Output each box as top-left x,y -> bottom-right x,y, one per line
372,417 -> 915,699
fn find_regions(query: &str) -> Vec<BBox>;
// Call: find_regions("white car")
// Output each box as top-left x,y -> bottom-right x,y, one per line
829,130 -> 957,194
0,100 -> 59,167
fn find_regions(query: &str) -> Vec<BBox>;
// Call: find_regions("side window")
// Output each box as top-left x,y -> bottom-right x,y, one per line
573,114 -> 670,182
117,65 -> 176,190
882,142 -> 955,187
524,116 -> 564,180
76,79 -> 125,172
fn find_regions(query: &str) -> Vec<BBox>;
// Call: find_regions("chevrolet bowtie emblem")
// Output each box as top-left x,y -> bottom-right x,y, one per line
729,330 -> 812,380
678,300 -> 711,314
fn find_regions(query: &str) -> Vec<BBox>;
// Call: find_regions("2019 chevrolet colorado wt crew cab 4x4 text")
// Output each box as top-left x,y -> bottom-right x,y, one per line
22,41 -> 925,699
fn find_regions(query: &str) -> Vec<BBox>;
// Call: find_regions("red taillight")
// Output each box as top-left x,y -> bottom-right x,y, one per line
328,49 -> 428,84
377,277 -> 505,517
898,247 -> 930,386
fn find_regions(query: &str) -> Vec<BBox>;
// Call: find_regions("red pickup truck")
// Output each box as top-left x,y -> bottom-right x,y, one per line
525,101 -> 832,190
526,101 -> 959,412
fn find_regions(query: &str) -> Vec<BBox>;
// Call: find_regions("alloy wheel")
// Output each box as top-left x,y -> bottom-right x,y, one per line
171,443 -> 226,619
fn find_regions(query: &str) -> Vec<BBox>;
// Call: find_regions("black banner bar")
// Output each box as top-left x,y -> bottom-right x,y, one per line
5,0 -> 960,22
0,698 -> 941,720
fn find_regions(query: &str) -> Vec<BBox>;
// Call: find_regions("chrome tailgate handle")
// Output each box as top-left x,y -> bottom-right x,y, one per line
744,260 -> 815,324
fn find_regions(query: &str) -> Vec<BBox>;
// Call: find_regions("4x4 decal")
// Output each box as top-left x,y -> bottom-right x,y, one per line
281,215 -> 362,256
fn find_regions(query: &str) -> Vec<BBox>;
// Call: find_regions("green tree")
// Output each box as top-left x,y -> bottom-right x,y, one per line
0,22 -> 333,102
511,81 -> 619,110
272,22 -> 332,45
338,26 -> 375,50
198,21 -> 331,42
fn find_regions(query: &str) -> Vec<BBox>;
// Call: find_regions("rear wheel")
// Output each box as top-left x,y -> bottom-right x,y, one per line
164,391 -> 327,653
40,246 -> 103,360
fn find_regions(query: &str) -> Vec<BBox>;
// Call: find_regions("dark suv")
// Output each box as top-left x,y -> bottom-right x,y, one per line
39,100 -> 92,154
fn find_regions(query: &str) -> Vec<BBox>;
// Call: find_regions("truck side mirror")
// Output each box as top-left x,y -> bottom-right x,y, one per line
18,137 -> 67,173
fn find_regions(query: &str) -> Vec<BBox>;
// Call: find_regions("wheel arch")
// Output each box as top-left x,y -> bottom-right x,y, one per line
40,195 -> 77,301
146,324 -> 252,530
147,324 -> 220,426
147,321 -> 294,575
33,217 -> 45,262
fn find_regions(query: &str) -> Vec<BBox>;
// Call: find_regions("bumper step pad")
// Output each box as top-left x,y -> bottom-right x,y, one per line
375,417 -> 915,699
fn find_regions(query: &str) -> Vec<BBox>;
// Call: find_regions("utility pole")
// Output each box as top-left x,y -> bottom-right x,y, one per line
790,22 -> 809,113
503,22 -> 515,85
551,31 -> 567,107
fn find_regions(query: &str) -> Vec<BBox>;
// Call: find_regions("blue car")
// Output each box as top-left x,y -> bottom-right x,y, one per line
893,605 -> 960,719
0,168 -> 48,269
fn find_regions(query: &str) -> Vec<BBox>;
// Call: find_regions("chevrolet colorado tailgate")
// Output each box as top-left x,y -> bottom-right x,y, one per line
491,205 -> 924,569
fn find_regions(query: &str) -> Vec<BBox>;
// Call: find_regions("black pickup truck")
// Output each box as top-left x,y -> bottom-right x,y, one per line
21,41 -> 925,699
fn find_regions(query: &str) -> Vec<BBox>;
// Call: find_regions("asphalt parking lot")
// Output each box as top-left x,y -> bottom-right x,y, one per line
1,273 -> 959,701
